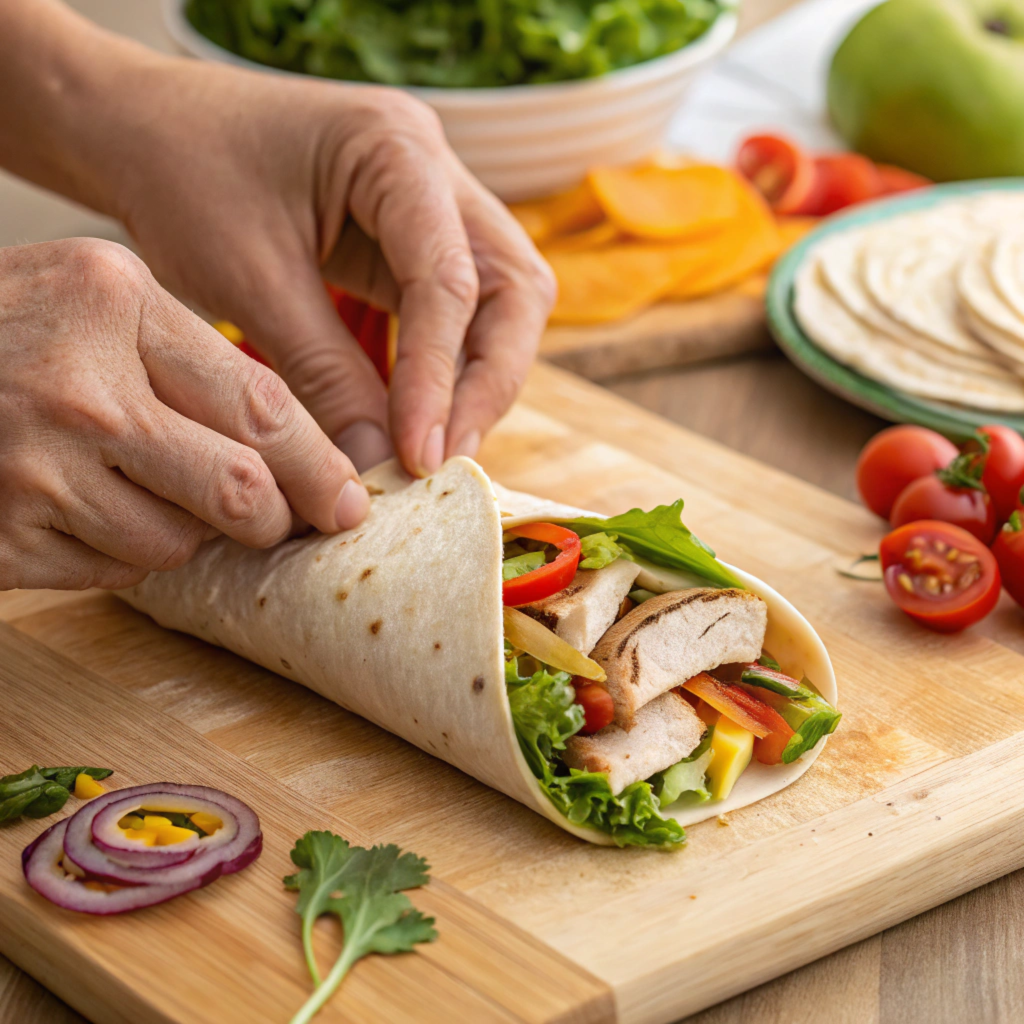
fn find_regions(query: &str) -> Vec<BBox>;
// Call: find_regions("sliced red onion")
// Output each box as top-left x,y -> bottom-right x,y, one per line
23,821 -> 205,916
63,783 -> 261,887
91,791 -> 238,868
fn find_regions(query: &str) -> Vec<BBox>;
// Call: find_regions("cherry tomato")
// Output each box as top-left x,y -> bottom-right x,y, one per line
879,521 -> 1000,632
856,425 -> 958,519
736,134 -> 819,216
993,513 -> 1024,609
572,681 -> 615,734
875,164 -> 931,195
978,425 -> 1024,525
811,153 -> 882,215
502,523 -> 581,606
890,475 -> 996,544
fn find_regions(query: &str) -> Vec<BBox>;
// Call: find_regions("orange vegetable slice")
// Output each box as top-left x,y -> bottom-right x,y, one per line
667,181 -> 781,300
508,181 -> 604,246
542,220 -> 620,254
588,164 -> 745,240
776,215 -> 820,250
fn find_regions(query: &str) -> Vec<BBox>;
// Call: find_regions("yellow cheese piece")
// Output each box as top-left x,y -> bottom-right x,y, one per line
190,812 -> 223,835
143,815 -> 173,831
706,717 -> 754,801
74,774 -> 107,800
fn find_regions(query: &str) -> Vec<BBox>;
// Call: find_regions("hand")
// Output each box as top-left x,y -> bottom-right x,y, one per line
84,59 -> 556,476
0,238 -> 369,591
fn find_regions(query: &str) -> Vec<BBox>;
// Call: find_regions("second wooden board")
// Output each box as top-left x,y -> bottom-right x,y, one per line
4,363 -> 1024,1024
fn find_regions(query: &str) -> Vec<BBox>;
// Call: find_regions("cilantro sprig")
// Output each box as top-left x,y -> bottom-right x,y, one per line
284,831 -> 437,1023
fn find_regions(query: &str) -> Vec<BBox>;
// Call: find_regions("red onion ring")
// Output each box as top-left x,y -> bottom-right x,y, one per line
23,821 -> 206,915
63,783 -> 261,886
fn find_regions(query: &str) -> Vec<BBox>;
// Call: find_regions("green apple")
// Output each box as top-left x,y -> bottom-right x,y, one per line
828,0 -> 1024,181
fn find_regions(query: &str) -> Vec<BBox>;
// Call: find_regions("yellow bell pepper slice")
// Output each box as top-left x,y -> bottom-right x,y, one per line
74,773 -> 107,800
190,811 -> 223,835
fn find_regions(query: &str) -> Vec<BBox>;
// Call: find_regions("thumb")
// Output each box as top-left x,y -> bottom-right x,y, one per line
237,264 -> 393,473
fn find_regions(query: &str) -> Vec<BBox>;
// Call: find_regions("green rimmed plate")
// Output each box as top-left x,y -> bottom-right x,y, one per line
766,178 -> 1024,440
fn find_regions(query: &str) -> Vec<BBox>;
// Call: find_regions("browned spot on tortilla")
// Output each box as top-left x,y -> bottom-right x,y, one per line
439,490 -> 452,498
366,485 -> 384,496
413,718 -> 419,724
472,675 -> 485,693
442,732 -> 448,739
352,534 -> 364,544
434,642 -> 441,650
413,504 -> 421,512
360,568 -> 374,581
315,555 -> 322,562
337,540 -> 347,548
425,479 -> 433,491
258,596 -> 267,608
614,589 -> 744,658
281,659 -> 292,671
413,527 -> 423,535
369,620 -> 382,635
336,590 -> 348,602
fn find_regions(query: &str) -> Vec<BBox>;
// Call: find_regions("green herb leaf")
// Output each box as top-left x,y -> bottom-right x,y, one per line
285,831 -> 436,1024
0,766 -> 113,824
562,501 -> 743,589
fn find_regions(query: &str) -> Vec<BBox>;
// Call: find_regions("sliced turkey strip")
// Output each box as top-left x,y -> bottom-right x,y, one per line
520,559 -> 641,655
562,690 -> 704,795
592,588 -> 767,730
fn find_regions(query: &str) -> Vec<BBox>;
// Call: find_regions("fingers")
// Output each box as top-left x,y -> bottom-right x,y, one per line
228,260 -> 394,475
140,304 -> 371,531
345,128 -> 480,476
48,461 -> 209,571
442,179 -> 556,460
1,527 -> 148,592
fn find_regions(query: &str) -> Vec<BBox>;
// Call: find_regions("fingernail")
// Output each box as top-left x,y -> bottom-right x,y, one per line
420,424 -> 445,476
335,420 -> 393,473
335,479 -> 370,531
451,430 -> 481,460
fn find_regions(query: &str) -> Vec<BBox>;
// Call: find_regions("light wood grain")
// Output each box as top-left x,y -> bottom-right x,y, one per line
539,291 -> 773,381
5,362 -> 1024,1024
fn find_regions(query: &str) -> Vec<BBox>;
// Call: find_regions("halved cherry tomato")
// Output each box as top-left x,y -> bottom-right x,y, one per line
993,512 -> 1024,609
978,425 -> 1024,525
736,134 -> 818,215
879,521 -> 1000,632
812,153 -> 882,215
572,680 -> 615,734
502,523 -> 581,606
856,425 -> 958,520
875,164 -> 931,195
890,467 -> 996,545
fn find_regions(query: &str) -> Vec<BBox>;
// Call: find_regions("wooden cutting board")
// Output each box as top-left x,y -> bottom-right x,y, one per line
4,361 -> 1024,1024
538,288 -> 772,380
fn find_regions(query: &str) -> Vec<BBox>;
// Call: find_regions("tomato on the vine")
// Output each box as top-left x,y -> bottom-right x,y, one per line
879,521 -> 1000,632
856,425 -> 958,519
889,476 -> 996,544
978,424 -> 1024,525
736,134 -> 819,215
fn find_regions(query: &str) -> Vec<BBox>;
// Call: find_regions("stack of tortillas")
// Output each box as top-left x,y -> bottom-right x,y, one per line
794,190 -> 1024,411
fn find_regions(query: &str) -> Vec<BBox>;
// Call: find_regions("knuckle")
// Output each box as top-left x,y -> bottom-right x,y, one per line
93,561 -> 150,591
208,450 -> 278,537
62,238 -> 148,297
147,518 -> 205,572
53,390 -> 129,439
243,367 -> 295,448
434,251 -> 480,312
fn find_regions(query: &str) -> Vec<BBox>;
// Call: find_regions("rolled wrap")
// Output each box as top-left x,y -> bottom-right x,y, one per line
119,457 -> 837,844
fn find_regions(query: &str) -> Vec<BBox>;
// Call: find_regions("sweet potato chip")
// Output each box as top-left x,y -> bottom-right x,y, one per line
542,221 -> 621,254
776,216 -> 820,250
588,164 -> 744,240
667,182 -> 781,299
508,181 -> 604,246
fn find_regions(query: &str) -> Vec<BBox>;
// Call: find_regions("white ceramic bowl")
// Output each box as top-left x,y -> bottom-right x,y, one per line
162,0 -> 737,201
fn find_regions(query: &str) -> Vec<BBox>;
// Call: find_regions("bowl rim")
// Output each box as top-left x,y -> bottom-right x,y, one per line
161,0 -> 738,103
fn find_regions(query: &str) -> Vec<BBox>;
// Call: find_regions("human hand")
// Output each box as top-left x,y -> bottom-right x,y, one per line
89,60 -> 555,476
0,239 -> 369,591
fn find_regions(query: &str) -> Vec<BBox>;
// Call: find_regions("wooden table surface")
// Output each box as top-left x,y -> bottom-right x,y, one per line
3,1 -> 1022,1023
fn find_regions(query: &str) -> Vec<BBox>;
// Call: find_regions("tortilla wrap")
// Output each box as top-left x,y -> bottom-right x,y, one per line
992,233 -> 1024,323
119,457 -> 837,844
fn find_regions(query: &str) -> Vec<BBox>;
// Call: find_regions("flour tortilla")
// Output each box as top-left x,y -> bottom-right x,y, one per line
957,243 -> 1024,368
992,234 -> 1024,322
816,230 -> 1017,379
119,457 -> 837,843
794,257 -> 1024,411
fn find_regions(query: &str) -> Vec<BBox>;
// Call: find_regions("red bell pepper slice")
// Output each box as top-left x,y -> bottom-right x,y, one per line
680,672 -> 794,763
502,523 -> 581,606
